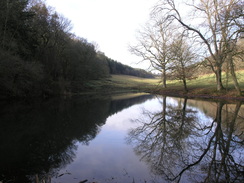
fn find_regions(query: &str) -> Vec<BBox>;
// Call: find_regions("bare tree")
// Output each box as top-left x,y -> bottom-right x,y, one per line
153,0 -> 244,92
169,34 -> 197,92
129,19 -> 174,88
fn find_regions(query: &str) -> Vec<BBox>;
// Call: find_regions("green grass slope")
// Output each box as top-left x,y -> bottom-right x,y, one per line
84,71 -> 244,99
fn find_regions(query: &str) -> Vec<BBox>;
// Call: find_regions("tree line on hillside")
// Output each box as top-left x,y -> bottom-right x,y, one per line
96,52 -> 155,78
0,0 -> 153,99
107,57 -> 155,78
130,0 -> 243,94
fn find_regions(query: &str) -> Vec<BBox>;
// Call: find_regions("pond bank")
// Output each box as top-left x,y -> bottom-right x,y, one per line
88,74 -> 244,102
149,88 -> 244,102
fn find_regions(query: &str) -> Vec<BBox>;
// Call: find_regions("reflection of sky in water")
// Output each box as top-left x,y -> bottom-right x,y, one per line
53,97 -> 163,183
52,96 -> 243,183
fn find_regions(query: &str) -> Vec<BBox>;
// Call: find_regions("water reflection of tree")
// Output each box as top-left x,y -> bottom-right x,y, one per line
200,102 -> 244,183
0,94 -> 154,183
0,96 -> 108,183
127,97 -> 244,183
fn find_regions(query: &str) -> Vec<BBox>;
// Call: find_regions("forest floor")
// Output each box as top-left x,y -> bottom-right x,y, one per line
86,70 -> 244,101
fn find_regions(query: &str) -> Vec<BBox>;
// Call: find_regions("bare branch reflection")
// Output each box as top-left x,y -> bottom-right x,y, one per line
127,97 -> 244,183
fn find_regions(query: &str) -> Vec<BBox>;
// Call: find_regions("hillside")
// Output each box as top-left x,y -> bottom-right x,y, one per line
0,0 -> 154,99
84,71 -> 244,100
96,52 -> 155,78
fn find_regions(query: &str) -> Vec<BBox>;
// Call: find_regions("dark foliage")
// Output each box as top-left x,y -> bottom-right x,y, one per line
106,56 -> 155,78
0,0 -> 152,98
0,0 -> 110,98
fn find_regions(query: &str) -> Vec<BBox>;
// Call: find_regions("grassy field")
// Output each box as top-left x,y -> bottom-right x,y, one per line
85,70 -> 244,98
165,70 -> 244,91
84,74 -> 161,93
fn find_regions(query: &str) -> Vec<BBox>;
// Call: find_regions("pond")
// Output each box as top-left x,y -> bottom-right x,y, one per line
0,93 -> 243,183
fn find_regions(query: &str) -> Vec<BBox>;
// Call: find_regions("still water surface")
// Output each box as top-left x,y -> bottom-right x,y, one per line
0,93 -> 243,183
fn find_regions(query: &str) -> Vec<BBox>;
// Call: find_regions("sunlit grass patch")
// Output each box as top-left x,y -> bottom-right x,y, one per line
110,75 -> 160,88
188,73 -> 216,88
185,70 -> 244,90
111,92 -> 151,100
85,71 -> 244,96
111,75 -> 159,84
233,70 -> 244,87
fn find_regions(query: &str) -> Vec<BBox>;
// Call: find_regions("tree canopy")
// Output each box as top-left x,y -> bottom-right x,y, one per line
0,0 -> 153,98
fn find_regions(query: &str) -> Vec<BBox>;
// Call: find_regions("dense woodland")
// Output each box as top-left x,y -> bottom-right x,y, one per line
0,0 -> 154,98
107,57 -> 154,78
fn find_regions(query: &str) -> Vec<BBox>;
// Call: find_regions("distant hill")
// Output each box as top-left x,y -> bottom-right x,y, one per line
108,59 -> 155,78
97,52 -> 155,78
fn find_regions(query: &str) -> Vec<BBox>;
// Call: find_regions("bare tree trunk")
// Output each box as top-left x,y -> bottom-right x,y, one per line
183,78 -> 188,92
215,66 -> 224,91
229,59 -> 242,95
2,0 -> 9,48
182,66 -> 188,92
162,66 -> 167,88
35,174 -> 40,183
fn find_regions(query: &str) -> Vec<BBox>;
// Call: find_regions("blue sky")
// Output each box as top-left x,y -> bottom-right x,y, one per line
46,0 -> 158,69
